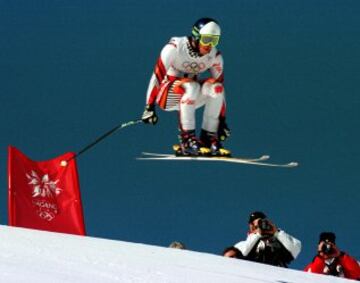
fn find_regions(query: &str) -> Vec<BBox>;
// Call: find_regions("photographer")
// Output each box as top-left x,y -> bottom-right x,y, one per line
230,211 -> 301,267
305,232 -> 360,280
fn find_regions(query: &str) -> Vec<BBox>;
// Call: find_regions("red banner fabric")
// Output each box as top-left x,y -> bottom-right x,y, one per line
8,146 -> 86,235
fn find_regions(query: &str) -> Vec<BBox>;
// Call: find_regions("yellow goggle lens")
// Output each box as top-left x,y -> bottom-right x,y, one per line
199,35 -> 220,47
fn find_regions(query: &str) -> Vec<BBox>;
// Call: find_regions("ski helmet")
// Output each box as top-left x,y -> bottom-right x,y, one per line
191,18 -> 221,41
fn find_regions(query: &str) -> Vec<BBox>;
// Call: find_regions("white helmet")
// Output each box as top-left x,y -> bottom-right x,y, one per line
191,18 -> 221,40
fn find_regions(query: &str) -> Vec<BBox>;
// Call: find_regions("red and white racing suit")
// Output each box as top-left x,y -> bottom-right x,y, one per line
304,253 -> 360,280
145,36 -> 226,132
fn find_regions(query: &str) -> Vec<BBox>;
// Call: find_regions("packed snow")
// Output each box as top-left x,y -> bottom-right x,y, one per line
0,225 -> 354,282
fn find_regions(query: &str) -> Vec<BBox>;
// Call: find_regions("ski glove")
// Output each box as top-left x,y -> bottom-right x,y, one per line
218,118 -> 231,141
142,104 -> 158,125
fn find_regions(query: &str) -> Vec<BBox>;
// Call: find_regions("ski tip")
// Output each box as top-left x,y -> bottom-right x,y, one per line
288,162 -> 299,167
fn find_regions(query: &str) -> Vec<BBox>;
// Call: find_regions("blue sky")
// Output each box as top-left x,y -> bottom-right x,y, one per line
1,0 -> 359,269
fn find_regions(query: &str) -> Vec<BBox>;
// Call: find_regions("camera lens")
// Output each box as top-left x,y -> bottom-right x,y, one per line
321,243 -> 333,254
258,219 -> 271,231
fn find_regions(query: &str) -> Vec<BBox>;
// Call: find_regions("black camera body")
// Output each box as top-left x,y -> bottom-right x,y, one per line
321,242 -> 334,254
258,219 -> 272,232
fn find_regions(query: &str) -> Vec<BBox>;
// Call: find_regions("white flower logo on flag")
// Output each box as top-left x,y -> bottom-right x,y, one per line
26,170 -> 62,198
26,170 -> 62,221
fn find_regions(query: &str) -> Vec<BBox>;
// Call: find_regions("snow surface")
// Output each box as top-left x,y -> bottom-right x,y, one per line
0,225 -> 353,283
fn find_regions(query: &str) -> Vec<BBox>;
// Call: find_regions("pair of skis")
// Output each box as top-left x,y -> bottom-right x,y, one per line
137,152 -> 298,168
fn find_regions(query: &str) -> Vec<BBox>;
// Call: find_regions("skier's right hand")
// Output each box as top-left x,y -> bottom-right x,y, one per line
142,104 -> 158,125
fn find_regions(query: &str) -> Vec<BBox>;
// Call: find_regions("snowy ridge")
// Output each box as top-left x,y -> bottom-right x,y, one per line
0,225 -> 352,283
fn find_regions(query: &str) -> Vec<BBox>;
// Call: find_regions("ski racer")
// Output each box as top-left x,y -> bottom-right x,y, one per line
141,18 -> 231,156
304,232 -> 360,280
230,211 -> 302,267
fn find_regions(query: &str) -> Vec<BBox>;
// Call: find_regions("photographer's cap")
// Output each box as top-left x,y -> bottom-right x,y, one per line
248,211 -> 267,223
319,232 -> 336,244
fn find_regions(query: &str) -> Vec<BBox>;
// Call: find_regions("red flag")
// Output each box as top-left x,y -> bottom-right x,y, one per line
8,146 -> 86,235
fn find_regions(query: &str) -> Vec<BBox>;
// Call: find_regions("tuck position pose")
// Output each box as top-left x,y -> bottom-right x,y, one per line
142,18 -> 231,156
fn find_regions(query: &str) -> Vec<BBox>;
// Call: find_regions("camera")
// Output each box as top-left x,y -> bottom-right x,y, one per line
321,242 -> 334,254
257,219 -> 272,231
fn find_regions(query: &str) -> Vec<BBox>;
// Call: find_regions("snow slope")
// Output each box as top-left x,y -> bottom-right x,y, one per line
0,225 -> 353,282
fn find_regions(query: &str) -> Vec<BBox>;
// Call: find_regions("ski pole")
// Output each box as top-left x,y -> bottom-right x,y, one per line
60,119 -> 143,166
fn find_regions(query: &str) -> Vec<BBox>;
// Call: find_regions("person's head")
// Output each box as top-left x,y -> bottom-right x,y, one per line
248,211 -> 267,231
318,232 -> 339,258
223,246 -> 242,258
191,18 -> 221,55
169,241 -> 186,250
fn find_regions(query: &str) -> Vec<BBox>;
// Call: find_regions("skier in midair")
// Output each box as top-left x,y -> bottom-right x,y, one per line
141,18 -> 231,156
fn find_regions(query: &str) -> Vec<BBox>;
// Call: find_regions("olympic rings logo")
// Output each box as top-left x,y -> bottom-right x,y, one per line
182,61 -> 206,73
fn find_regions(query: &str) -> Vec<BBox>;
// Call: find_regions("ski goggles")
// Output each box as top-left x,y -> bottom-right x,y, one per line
199,34 -> 220,47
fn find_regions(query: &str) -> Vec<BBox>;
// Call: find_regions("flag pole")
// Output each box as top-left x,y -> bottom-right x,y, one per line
61,119 -> 143,166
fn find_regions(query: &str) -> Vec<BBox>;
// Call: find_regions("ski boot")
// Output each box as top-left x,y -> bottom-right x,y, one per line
173,130 -> 210,156
200,129 -> 231,157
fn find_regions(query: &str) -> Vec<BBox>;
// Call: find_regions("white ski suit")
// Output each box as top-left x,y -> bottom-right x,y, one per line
145,36 -> 226,132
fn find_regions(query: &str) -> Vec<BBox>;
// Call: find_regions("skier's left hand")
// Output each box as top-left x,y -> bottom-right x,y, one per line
218,118 -> 231,141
